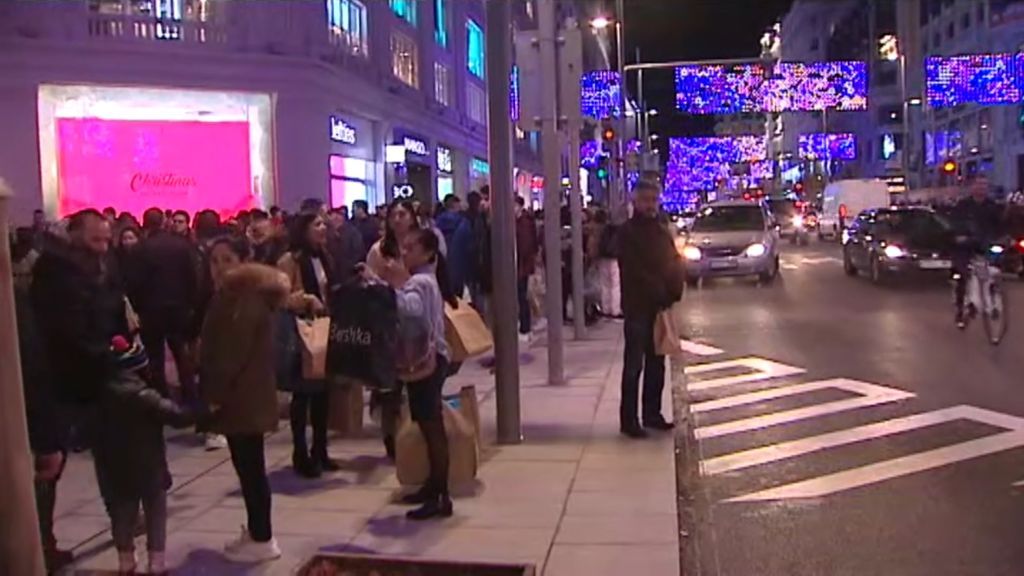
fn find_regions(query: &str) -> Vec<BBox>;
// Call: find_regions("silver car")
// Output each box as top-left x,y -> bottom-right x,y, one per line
680,201 -> 781,284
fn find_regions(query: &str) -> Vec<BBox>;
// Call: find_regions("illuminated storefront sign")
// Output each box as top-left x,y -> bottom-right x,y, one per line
437,146 -> 453,173
403,136 -> 428,156
330,116 -> 357,144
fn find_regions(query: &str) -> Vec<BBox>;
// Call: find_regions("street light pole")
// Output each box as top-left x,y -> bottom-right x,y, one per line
615,0 -> 627,206
484,0 -> 521,443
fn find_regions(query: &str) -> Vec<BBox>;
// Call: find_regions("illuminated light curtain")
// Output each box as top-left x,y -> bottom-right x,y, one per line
581,71 -> 623,119
798,133 -> 857,160
665,136 -> 767,193
925,53 -> 1023,108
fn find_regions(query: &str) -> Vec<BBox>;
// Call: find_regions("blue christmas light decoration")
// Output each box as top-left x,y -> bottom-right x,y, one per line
926,53 -> 1022,108
674,60 -> 867,114
580,140 -> 603,169
581,70 -> 622,119
665,136 -> 767,193
798,133 -> 857,160
510,65 -> 521,121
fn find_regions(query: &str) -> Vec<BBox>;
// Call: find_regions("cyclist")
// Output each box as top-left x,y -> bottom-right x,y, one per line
949,176 -> 1005,328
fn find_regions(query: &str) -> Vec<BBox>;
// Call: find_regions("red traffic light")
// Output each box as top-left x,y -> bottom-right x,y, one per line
942,160 -> 957,174
602,127 -> 616,142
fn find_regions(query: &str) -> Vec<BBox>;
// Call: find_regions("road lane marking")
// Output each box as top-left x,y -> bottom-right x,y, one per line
679,339 -> 724,357
701,408 -> 957,476
694,379 -> 914,439
686,357 -> 806,392
725,406 -> 1024,502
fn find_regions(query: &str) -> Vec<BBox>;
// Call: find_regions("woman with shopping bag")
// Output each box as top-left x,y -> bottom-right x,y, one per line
277,213 -> 338,479
360,227 -> 459,520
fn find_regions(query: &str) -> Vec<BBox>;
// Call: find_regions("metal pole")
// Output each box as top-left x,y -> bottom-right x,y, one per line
569,121 -> 585,339
0,180 -> 47,576
539,0 -> 564,385
614,2 -> 626,207
900,53 -> 910,189
624,56 -> 762,72
484,0 -> 521,444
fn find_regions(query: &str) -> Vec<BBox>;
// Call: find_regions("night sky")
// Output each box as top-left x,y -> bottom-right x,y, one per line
619,0 -> 795,141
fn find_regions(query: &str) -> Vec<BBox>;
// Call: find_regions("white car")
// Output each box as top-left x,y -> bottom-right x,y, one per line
680,201 -> 781,284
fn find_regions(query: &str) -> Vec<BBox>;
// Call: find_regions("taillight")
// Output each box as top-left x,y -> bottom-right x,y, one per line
1017,238 -> 1024,252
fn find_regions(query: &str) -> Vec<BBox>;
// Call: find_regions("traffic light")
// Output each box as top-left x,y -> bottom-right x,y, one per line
602,126 -> 616,142
942,160 -> 957,174
596,154 -> 609,181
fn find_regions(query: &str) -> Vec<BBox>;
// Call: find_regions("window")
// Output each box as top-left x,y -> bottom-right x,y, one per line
467,83 -> 486,125
978,3 -> 985,24
947,21 -> 954,38
329,155 -> 371,210
810,37 -> 819,51
391,32 -> 419,88
933,31 -> 941,48
327,0 -> 368,57
467,19 -> 485,78
390,0 -> 417,26
434,0 -> 449,47
434,62 -> 452,106
874,68 -> 898,86
961,11 -> 970,29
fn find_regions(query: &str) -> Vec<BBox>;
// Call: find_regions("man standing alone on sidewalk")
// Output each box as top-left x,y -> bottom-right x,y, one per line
616,180 -> 684,438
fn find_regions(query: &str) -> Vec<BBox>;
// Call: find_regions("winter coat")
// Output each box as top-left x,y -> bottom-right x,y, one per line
353,216 -> 382,260
93,371 -> 193,501
129,230 -> 198,319
327,224 -> 367,285
616,215 -> 685,318
31,240 -> 128,403
437,211 -> 471,294
200,264 -> 289,435
15,287 -> 62,455
516,213 -> 539,280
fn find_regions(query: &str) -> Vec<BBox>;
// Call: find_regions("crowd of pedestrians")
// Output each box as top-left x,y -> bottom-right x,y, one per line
8,179 -> 683,574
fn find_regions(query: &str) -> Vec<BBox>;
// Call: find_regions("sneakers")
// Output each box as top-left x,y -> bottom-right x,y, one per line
518,332 -> 532,347
204,433 -> 228,451
224,527 -> 281,564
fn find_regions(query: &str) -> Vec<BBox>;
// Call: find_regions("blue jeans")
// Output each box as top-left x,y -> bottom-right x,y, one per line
517,276 -> 531,334
620,312 -> 666,428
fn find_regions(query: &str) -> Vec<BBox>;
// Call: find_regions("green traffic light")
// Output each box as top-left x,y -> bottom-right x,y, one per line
597,168 -> 608,179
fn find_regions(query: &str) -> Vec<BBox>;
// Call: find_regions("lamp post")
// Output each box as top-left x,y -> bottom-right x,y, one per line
591,5 -> 626,208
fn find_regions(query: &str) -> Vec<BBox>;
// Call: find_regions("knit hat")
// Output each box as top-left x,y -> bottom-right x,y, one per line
110,335 -> 149,374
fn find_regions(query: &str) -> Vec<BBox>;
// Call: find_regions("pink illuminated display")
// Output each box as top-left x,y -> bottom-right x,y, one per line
56,118 -> 254,218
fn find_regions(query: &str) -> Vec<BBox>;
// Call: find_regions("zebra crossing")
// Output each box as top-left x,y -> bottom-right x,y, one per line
680,339 -> 1024,503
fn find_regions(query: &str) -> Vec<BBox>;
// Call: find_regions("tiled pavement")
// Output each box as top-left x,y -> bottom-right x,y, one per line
54,320 -> 682,575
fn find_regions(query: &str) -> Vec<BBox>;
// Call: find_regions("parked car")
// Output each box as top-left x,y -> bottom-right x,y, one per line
842,206 -> 956,283
680,201 -> 780,284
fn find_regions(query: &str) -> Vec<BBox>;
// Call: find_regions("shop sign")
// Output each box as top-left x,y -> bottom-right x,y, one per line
470,157 -> 490,176
437,146 -> 453,173
403,136 -> 429,156
393,183 -> 415,198
330,116 -> 357,144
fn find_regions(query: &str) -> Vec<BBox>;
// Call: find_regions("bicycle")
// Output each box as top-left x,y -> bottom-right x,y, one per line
958,252 -> 1008,346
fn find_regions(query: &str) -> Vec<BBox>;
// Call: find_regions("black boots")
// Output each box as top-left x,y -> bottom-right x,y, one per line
406,494 -> 453,521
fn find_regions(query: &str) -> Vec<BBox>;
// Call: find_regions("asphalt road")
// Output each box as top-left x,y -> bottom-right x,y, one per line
676,240 -> 1024,576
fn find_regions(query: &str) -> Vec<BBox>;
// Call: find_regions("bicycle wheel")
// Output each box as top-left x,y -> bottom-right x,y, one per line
982,280 -> 1008,346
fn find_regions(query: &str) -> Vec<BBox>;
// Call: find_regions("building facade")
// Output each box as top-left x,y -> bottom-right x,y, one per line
0,0 -> 502,222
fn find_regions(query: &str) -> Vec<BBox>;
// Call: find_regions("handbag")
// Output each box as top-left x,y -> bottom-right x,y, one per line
296,316 -> 331,380
653,309 -> 681,357
444,298 -> 494,363
327,283 -> 398,390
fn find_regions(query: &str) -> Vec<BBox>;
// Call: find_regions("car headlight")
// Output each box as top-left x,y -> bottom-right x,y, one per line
841,229 -> 851,245
682,245 -> 702,261
745,243 -> 768,258
792,215 -> 804,228
883,245 -> 906,259
990,244 -> 1005,255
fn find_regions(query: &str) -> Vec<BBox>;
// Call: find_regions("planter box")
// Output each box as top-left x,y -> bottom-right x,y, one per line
297,553 -> 536,576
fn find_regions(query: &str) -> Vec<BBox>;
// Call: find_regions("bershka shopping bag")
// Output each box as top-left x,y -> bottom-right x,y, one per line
444,299 -> 494,363
327,283 -> 398,390
296,316 -> 330,380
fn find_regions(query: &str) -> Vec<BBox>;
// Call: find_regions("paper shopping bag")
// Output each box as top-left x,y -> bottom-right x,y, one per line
327,380 -> 364,437
296,317 -> 331,380
653,309 -> 681,357
444,299 -> 494,363
396,399 -> 479,488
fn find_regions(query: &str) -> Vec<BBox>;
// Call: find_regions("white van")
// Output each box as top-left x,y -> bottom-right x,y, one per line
819,179 -> 891,240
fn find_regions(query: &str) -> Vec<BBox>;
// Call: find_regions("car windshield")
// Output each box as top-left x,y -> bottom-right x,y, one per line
875,211 -> 951,241
692,205 -> 765,232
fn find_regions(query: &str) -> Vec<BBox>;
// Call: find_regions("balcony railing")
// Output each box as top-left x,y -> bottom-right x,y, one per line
86,14 -> 226,45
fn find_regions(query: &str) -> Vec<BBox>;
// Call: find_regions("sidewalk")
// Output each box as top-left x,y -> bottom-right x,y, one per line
54,320 -> 682,575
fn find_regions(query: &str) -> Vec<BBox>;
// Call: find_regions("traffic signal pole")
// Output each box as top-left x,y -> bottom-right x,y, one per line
485,0 -> 522,443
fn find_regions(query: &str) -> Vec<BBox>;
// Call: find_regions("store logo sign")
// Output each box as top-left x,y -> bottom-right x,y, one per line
437,146 -> 453,173
403,137 -> 428,156
330,116 -> 357,144
393,183 -> 415,198
130,172 -> 197,194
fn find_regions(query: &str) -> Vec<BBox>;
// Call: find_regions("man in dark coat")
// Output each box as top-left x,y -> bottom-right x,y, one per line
326,207 -> 366,283
515,196 -> 539,336
616,180 -> 683,438
131,208 -> 199,401
436,194 -> 471,297
351,200 -> 380,260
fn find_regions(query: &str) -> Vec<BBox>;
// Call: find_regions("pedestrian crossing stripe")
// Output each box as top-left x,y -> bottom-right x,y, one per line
685,357 -> 806,392
679,339 -> 725,357
692,378 -> 915,440
726,405 -> 1024,502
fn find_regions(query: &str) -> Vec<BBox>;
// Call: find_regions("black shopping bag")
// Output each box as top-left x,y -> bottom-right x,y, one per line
327,282 -> 398,390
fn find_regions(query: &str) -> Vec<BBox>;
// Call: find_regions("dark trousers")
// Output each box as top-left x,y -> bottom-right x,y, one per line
140,309 -> 196,402
620,312 -> 666,428
952,249 -> 971,310
517,276 -> 531,334
35,455 -> 66,552
110,490 -> 167,552
290,391 -> 329,461
227,435 -> 272,542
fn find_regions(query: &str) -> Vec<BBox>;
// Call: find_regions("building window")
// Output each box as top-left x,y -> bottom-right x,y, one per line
933,31 -> 941,48
978,3 -> 985,24
327,0 -> 368,57
467,19 -> 485,78
329,155 -> 371,210
434,62 -> 451,106
391,32 -> 419,88
961,11 -> 970,29
434,0 -> 449,47
390,0 -> 417,27
810,37 -> 819,51
467,83 -> 486,125
946,21 -> 954,38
